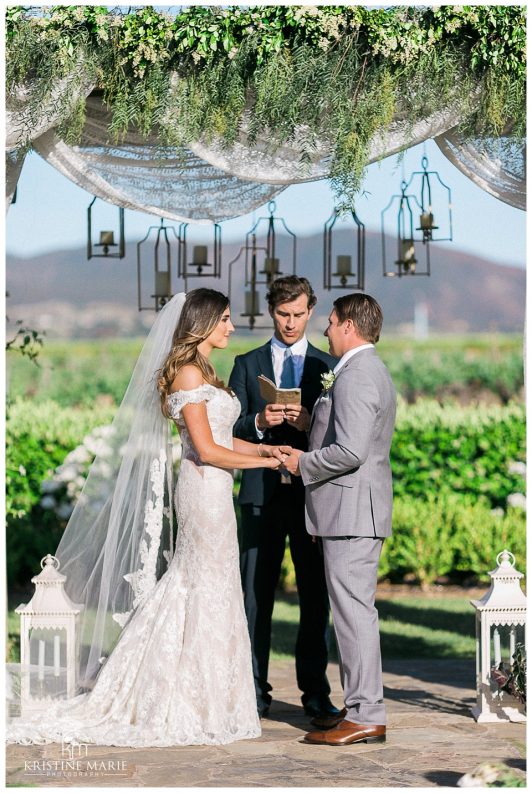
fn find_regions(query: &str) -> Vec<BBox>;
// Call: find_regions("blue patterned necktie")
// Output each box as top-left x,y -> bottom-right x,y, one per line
279,347 -> 297,388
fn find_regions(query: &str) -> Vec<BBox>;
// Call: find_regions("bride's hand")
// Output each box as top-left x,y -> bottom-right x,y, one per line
266,445 -> 292,462
266,456 -> 283,469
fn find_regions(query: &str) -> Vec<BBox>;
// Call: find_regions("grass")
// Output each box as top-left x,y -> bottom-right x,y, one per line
271,593 -> 476,661
7,591 -> 476,665
7,333 -> 523,406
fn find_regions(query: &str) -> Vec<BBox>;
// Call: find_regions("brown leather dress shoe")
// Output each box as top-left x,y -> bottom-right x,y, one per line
303,720 -> 386,746
310,707 -> 347,730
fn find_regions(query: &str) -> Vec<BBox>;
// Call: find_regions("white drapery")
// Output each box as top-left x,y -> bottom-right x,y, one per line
6,91 -> 525,218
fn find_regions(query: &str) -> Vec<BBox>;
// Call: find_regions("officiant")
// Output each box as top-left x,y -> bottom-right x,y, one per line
229,276 -> 339,723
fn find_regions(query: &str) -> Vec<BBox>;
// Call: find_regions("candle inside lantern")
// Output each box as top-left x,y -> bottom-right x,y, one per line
193,245 -> 208,265
336,255 -> 352,276
264,257 -> 279,274
493,627 -> 501,666
155,270 -> 170,296
38,640 -> 45,681
420,212 -> 434,230
245,291 -> 258,314
99,231 -> 115,246
54,635 -> 60,677
401,239 -> 416,263
509,627 -> 516,661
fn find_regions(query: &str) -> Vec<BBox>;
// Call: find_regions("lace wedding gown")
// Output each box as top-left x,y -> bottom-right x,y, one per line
7,385 -> 261,747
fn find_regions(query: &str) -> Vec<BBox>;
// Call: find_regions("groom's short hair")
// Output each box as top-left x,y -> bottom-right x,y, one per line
333,293 -> 383,343
266,276 -> 317,310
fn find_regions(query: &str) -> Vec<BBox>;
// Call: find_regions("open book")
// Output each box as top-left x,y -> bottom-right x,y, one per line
258,375 -> 301,405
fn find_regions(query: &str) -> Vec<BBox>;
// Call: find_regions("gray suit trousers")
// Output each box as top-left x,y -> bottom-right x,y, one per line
322,536 -> 386,725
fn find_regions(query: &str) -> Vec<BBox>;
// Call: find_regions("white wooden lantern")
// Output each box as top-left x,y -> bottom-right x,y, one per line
470,549 -> 526,723
16,554 -> 83,713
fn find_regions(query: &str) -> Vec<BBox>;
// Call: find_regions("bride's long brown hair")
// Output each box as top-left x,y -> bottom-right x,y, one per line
158,288 -> 232,418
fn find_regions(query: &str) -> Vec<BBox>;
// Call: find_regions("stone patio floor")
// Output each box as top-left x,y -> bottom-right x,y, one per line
6,658 -> 526,788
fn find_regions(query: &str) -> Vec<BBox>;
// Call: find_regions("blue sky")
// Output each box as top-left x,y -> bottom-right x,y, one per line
6,137 -> 525,268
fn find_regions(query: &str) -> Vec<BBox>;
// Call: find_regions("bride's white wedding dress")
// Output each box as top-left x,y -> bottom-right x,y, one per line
7,385 -> 261,747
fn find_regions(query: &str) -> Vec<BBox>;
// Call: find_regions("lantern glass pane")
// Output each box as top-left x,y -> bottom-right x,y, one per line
28,627 -> 68,701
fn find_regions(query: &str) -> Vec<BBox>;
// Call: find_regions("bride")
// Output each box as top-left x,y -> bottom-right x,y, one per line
7,289 -> 290,747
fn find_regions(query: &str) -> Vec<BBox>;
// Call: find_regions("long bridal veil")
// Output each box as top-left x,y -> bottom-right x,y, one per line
50,292 -> 186,689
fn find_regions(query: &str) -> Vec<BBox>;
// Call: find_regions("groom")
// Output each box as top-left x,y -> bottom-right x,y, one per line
282,293 -> 396,745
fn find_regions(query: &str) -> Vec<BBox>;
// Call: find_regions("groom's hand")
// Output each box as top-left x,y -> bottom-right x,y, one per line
283,404 -> 311,432
283,448 -> 303,476
270,445 -> 292,463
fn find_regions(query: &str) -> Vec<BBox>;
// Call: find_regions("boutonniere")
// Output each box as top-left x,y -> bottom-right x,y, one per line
320,370 -> 336,392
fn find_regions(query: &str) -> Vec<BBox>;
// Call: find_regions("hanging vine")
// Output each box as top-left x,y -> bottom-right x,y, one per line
6,5 -> 526,204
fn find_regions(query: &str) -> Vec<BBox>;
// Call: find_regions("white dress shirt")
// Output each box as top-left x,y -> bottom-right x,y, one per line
255,335 -> 309,438
333,343 -> 375,375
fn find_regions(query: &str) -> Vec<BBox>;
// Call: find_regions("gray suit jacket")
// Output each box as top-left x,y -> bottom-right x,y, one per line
299,347 -> 396,538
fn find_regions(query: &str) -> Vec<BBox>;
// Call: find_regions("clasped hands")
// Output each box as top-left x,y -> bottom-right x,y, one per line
270,446 -> 303,476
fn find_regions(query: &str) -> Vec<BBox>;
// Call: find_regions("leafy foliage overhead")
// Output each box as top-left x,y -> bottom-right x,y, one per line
6,5 -> 526,203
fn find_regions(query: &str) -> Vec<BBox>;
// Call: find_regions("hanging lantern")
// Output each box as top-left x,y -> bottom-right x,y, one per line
470,550 -> 526,723
87,197 -> 125,259
177,223 -> 222,290
137,218 -> 179,312
15,554 -> 82,714
381,181 -> 429,278
323,207 -> 365,291
227,201 -> 297,330
406,155 -> 453,244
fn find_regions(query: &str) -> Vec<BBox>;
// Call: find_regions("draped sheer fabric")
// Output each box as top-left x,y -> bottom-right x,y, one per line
6,87 -> 525,216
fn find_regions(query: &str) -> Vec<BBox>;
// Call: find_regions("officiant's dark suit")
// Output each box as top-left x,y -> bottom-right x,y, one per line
229,276 -> 338,720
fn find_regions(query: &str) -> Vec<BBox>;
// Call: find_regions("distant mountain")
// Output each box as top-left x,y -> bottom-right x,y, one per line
6,231 -> 525,337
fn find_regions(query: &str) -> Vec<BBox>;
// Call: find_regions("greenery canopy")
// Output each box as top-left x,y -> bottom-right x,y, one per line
6,5 -> 526,204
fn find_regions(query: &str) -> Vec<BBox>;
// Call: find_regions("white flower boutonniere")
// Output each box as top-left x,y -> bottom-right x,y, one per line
320,370 -> 336,392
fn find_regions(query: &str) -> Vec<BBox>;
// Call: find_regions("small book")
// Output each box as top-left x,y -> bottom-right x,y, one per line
258,375 -> 301,405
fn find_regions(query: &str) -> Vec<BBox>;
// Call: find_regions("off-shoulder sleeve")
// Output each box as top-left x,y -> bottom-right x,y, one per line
166,384 -> 217,420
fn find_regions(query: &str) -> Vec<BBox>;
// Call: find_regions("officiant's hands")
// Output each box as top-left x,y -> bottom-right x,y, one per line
284,404 -> 311,432
257,404 -> 287,430
257,403 -> 310,432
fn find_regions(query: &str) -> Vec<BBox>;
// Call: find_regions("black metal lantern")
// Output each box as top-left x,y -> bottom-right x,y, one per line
407,155 -> 453,243
227,234 -> 267,331
177,223 -> 222,290
381,181 -> 429,278
137,218 -> 179,312
227,201 -> 297,330
87,197 -> 125,259
323,208 -> 365,291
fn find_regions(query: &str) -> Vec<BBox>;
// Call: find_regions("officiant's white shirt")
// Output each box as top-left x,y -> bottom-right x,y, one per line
271,334 -> 308,387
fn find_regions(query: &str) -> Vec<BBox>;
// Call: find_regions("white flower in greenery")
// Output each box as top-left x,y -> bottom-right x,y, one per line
320,370 -> 336,392
56,503 -> 74,521
508,461 -> 526,477
507,493 -> 526,511
40,495 -> 57,510
56,464 -> 79,483
41,479 -> 61,494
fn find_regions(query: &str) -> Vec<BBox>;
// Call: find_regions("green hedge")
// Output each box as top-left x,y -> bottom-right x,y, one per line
6,399 -> 114,586
391,399 -> 525,508
6,398 -> 526,590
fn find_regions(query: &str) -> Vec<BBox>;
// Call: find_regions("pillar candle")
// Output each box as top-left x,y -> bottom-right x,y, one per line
38,640 -> 45,681
509,627 -> 516,661
193,245 -> 208,265
54,635 -> 60,677
245,291 -> 258,314
336,255 -> 352,275
155,270 -> 170,296
264,257 -> 279,274
99,231 -> 115,246
493,627 -> 501,666
419,212 -> 434,230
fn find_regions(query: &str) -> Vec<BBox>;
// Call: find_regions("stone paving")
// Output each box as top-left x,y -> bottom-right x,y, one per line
6,658 -> 525,788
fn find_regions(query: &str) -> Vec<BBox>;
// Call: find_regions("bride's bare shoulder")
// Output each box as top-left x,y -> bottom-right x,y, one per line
170,365 -> 205,394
